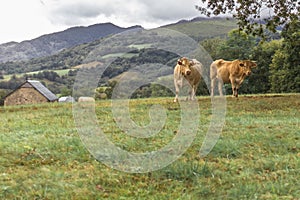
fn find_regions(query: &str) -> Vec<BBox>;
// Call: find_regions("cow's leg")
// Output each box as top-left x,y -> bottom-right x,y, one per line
174,83 -> 179,102
232,86 -> 236,97
192,83 -> 199,101
235,85 -> 239,97
192,86 -> 196,101
231,83 -> 235,97
231,84 -> 238,97
218,79 -> 223,96
229,76 -> 238,97
189,86 -> 195,101
233,82 -> 239,97
210,65 -> 217,97
174,78 -> 182,102
211,78 -> 216,97
186,86 -> 192,101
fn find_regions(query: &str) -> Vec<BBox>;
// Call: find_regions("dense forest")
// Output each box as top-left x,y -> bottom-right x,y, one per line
0,19 -> 299,104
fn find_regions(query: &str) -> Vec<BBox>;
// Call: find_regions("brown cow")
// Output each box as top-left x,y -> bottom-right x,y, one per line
174,57 -> 203,102
210,59 -> 257,97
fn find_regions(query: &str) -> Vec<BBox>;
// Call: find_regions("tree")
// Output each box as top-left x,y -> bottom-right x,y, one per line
270,50 -> 287,93
60,87 -> 72,97
0,89 -> 7,106
196,0 -> 300,37
201,37 -> 225,60
216,29 -> 256,60
270,20 -> 300,93
248,39 -> 282,93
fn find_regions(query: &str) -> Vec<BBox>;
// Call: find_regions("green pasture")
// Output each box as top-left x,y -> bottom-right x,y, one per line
166,19 -> 237,39
128,44 -> 152,49
3,69 -> 71,81
0,94 -> 299,199
102,53 -> 138,59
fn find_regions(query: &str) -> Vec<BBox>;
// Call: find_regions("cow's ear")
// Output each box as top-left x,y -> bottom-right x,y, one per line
251,61 -> 257,68
177,60 -> 183,65
189,60 -> 194,67
252,64 -> 257,68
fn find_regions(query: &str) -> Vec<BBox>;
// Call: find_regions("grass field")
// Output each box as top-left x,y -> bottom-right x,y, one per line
165,18 -> 237,39
0,94 -> 299,199
3,69 -> 71,81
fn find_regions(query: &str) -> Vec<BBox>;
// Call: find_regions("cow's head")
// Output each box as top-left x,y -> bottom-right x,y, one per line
177,57 -> 192,76
239,60 -> 257,76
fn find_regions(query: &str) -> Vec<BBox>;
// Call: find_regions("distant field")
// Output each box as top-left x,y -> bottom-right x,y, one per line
129,44 -> 152,49
102,52 -> 138,59
166,19 -> 237,39
3,69 -> 72,81
102,44 -> 153,59
0,94 -> 299,199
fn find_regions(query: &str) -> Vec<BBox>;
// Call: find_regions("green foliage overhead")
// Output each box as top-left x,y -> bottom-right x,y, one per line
196,0 -> 300,37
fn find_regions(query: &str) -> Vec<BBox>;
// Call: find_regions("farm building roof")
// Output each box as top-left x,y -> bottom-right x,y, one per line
25,80 -> 58,101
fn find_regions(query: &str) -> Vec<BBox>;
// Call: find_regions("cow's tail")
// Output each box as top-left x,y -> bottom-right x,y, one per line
214,59 -> 225,68
210,61 -> 218,79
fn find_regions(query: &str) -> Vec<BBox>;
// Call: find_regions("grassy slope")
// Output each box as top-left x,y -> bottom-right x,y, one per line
0,94 -> 299,199
165,18 -> 237,39
3,69 -> 71,81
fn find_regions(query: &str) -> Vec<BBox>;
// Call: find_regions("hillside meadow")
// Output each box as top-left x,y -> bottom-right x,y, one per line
3,69 -> 72,81
0,94 -> 299,199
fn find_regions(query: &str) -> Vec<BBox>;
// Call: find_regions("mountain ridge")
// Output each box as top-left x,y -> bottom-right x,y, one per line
0,23 -> 143,63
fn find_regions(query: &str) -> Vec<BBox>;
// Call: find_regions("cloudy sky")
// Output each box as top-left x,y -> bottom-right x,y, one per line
0,0 -> 203,44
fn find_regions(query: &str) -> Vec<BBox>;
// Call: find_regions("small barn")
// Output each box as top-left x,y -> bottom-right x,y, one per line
4,80 -> 58,106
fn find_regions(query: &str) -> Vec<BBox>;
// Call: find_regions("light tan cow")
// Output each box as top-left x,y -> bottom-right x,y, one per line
210,59 -> 257,97
173,57 -> 203,102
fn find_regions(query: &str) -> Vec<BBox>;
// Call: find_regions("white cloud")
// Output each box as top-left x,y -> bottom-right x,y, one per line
0,0 -> 202,44
0,0 -> 67,44
44,0 -> 201,27
142,0 -> 200,21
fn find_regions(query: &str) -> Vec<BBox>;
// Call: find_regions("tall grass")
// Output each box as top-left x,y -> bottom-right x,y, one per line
0,94 -> 299,199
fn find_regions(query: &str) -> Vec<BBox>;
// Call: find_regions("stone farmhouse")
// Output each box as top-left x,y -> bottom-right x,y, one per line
4,80 -> 58,106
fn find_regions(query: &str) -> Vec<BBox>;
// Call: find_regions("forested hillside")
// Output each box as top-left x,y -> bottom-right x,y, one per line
0,18 -> 299,104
